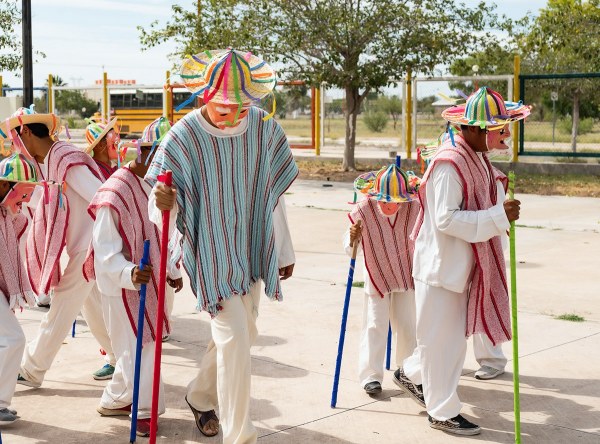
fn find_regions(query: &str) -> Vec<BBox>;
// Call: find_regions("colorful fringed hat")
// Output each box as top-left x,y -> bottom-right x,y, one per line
84,117 -> 119,154
178,48 -> 277,119
354,156 -> 420,203
118,117 -> 173,166
441,87 -> 530,129
0,153 -> 40,184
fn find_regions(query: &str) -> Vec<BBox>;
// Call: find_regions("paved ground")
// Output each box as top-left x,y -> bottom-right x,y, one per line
3,179 -> 600,443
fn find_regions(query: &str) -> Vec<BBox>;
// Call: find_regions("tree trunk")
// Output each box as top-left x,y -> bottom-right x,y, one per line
571,93 -> 580,153
343,86 -> 360,171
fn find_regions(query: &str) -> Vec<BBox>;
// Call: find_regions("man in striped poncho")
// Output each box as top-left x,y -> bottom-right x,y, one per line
146,49 -> 297,443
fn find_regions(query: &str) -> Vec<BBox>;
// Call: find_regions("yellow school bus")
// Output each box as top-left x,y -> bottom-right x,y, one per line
110,88 -> 194,135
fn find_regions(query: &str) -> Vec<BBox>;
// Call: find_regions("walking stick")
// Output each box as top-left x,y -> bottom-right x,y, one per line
72,320 -> 76,338
331,220 -> 361,408
385,323 -> 392,371
508,171 -> 521,444
130,240 -> 151,443
149,171 -> 172,443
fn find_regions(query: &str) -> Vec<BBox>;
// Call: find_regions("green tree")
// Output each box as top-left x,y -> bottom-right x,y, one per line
0,0 -> 44,73
377,95 -> 403,130
138,1 -> 252,58
55,90 -> 98,118
522,0 -> 600,152
139,0 -> 506,170
0,0 -> 20,71
448,43 -> 515,97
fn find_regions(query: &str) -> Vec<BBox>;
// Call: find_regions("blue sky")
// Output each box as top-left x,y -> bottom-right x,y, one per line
3,0 -> 547,88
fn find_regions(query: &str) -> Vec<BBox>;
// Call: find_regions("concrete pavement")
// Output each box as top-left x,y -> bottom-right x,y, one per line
3,180 -> 599,443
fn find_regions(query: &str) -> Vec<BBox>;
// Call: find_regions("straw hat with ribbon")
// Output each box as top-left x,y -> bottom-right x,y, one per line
84,117 -> 119,154
441,86 -> 530,129
0,105 -> 61,156
118,117 -> 173,166
178,48 -> 277,121
354,156 -> 420,204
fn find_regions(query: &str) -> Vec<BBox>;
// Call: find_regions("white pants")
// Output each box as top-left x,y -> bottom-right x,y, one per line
359,289 -> 416,386
21,250 -> 115,385
0,295 -> 26,409
187,283 -> 261,444
403,281 -> 467,421
100,291 -> 167,419
473,333 -> 507,371
83,285 -> 116,366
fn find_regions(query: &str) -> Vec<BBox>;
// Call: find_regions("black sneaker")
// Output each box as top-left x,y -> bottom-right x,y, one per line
363,381 -> 382,395
393,367 -> 426,408
428,414 -> 481,436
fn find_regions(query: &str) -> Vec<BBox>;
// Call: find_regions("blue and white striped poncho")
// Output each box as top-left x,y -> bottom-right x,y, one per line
146,107 -> 298,315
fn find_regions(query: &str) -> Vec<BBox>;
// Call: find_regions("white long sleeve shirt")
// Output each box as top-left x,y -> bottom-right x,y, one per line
92,174 -> 182,298
412,153 -> 510,293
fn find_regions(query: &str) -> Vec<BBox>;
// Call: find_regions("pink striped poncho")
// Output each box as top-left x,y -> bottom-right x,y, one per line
25,141 -> 102,295
349,198 -> 419,296
0,207 -> 36,309
83,167 -> 169,345
412,135 -> 511,345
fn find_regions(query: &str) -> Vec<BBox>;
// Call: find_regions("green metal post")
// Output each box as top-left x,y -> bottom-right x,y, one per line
509,171 -> 521,444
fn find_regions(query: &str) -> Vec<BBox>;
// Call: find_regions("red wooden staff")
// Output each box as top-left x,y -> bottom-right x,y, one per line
149,171 -> 172,443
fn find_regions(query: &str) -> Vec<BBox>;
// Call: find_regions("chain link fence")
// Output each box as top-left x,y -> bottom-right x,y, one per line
519,73 -> 600,157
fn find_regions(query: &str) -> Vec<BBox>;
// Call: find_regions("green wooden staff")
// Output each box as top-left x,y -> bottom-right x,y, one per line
509,171 -> 521,443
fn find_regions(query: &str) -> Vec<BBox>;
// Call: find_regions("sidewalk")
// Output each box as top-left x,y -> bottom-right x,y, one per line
4,180 -> 599,443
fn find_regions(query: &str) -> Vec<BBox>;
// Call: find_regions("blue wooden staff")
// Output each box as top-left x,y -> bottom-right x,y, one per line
385,324 -> 392,371
331,220 -> 362,408
130,240 -> 151,443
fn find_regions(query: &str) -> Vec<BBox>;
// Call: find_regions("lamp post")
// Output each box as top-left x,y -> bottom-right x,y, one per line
22,0 -> 33,107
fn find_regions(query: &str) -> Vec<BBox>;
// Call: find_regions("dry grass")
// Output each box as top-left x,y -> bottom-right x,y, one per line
296,160 -> 600,198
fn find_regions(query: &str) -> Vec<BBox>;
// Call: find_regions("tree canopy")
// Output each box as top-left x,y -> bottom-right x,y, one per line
139,0 -> 510,169
0,0 -> 21,72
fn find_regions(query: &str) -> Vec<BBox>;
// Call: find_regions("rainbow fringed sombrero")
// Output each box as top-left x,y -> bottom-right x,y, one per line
0,105 -> 61,142
178,48 -> 277,119
441,87 -> 530,129
354,156 -> 420,203
0,153 -> 40,184
118,117 -> 173,166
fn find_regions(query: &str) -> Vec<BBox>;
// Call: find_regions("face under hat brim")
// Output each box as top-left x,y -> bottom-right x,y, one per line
85,117 -> 119,154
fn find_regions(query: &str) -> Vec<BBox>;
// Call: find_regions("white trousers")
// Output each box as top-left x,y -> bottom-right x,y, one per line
99,291 -> 167,419
359,289 -> 416,386
21,250 -> 115,385
187,283 -> 261,444
0,295 -> 26,409
473,333 -> 507,371
403,281 -> 467,421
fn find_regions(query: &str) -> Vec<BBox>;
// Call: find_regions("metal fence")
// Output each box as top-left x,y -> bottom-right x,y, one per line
519,73 -> 600,157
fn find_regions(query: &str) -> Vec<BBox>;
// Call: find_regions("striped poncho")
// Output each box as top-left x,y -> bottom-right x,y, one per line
146,107 -> 298,315
349,198 -> 418,296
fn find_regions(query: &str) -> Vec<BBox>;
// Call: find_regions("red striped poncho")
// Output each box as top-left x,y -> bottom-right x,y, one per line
349,198 -> 419,296
25,141 -> 102,295
412,135 -> 511,345
83,167 -> 169,346
0,207 -> 35,309
94,159 -> 117,181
